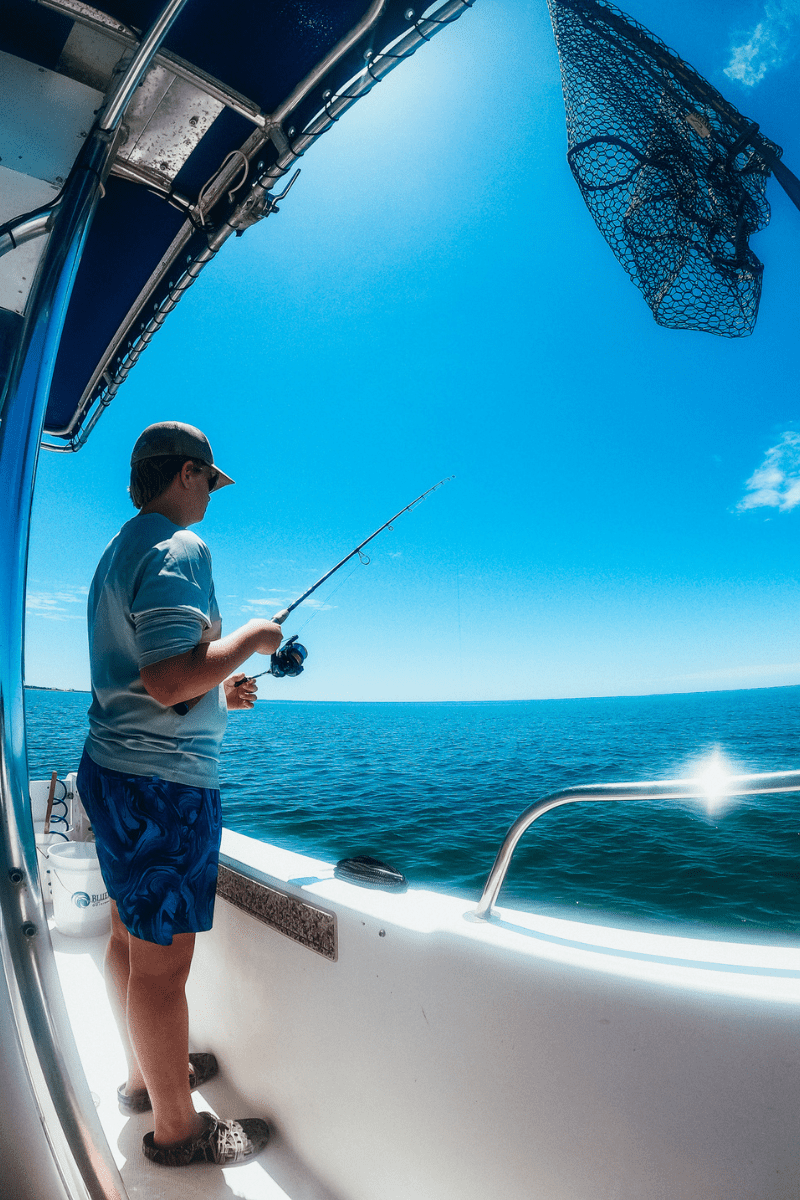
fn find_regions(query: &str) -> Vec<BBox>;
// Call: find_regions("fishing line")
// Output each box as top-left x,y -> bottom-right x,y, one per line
456,549 -> 464,701
230,475 -> 454,693
174,478 -> 455,708
293,560 -> 363,635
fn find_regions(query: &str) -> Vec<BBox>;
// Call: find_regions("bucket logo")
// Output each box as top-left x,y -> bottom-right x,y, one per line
70,889 -> 108,908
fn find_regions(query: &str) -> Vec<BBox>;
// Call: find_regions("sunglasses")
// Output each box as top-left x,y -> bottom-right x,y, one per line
195,464 -> 219,491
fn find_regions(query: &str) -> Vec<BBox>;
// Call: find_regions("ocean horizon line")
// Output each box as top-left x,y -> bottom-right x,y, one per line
24,682 -> 800,703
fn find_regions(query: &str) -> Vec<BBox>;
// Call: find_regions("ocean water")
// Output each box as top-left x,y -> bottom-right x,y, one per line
24,686 -> 800,938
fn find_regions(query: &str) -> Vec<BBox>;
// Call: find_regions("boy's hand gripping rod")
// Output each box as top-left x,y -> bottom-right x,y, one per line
235,476 -> 454,686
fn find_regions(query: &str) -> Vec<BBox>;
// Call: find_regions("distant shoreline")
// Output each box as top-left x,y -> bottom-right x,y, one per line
25,685 -> 90,695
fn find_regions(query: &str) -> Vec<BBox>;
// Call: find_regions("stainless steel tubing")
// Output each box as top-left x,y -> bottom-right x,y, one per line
270,0 -> 389,125
258,0 -> 475,193
44,0 -> 476,453
473,768 -> 800,921
0,211 -> 54,260
0,137 -> 127,1200
49,0 -> 391,448
99,0 -> 192,131
0,4 -> 193,1194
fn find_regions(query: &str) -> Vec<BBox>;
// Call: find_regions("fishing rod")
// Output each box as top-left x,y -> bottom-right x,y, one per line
236,476 -> 454,685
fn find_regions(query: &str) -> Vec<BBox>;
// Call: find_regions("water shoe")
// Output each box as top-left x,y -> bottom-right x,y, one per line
142,1111 -> 270,1166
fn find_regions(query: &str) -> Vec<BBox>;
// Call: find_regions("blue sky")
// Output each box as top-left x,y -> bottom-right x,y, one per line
25,0 -> 800,701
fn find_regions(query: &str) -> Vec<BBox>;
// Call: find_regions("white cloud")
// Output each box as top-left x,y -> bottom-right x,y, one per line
737,431 -> 800,511
241,595 -> 333,614
26,587 -> 87,621
725,1 -> 800,86
240,598 -> 285,615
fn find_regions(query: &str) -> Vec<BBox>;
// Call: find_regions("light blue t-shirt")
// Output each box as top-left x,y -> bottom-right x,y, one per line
84,513 -> 227,788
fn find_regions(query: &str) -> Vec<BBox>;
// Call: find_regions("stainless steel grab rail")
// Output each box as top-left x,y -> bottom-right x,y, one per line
0,4 -> 190,1196
473,768 -> 800,921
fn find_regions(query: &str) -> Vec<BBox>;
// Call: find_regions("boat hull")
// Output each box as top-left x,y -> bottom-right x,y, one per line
188,829 -> 800,1200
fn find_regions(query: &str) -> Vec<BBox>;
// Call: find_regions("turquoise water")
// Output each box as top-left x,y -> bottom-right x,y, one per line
24,686 -> 800,938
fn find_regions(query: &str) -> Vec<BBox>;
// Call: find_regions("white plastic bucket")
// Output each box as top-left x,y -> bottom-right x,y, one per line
48,842 -> 110,937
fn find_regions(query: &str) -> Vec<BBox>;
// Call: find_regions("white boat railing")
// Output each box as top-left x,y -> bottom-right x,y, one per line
473,768 -> 800,920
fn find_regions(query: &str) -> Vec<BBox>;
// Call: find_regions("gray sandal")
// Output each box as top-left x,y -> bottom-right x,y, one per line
142,1111 -> 270,1166
117,1052 -> 218,1114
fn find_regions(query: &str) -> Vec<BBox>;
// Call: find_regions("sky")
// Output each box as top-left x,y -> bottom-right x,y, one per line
24,0 -> 800,701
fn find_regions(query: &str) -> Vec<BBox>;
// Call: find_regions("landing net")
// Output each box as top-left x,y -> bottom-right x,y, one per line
547,0 -> 783,337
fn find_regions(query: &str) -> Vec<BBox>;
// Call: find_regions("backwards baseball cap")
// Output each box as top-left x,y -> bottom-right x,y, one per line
130,421 -> 234,492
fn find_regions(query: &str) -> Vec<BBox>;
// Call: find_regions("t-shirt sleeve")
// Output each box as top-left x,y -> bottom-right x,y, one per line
130,530 -> 214,668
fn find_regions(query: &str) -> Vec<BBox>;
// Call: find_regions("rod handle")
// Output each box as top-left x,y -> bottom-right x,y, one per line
233,672 -> 261,688
272,609 -> 289,624
44,771 -> 57,835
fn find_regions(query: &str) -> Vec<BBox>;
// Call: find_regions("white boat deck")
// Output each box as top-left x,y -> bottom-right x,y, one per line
51,920 -> 335,1200
50,829 -> 800,1200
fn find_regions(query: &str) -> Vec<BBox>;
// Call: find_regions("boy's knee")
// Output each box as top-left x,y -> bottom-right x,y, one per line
129,932 -> 196,984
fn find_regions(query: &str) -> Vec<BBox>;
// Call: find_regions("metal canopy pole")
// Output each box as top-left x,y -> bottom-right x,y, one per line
42,0 -> 477,453
0,3 -> 191,1196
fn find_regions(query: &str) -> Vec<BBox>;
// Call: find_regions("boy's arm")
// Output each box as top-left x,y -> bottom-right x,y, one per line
139,618 -> 282,707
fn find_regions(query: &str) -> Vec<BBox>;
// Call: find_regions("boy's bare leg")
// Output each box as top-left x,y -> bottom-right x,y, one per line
105,901 -> 204,1145
105,901 -> 146,1093
126,926 -> 205,1146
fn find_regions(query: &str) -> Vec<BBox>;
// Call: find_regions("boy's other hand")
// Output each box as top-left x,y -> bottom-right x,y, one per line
225,673 -> 257,710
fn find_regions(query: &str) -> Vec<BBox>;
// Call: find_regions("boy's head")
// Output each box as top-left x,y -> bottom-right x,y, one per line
129,422 -> 234,510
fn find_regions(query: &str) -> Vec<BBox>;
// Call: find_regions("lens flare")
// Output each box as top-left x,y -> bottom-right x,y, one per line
689,749 -> 737,815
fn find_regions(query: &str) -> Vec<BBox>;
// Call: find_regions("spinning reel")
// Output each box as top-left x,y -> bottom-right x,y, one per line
268,633 -> 307,678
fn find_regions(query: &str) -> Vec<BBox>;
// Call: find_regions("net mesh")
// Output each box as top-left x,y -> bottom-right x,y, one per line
547,0 -> 782,336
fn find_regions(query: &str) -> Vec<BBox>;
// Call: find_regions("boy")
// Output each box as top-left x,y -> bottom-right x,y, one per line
77,421 -> 282,1166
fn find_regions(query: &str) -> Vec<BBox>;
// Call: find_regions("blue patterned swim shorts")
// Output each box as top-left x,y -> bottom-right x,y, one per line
76,749 -> 222,946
